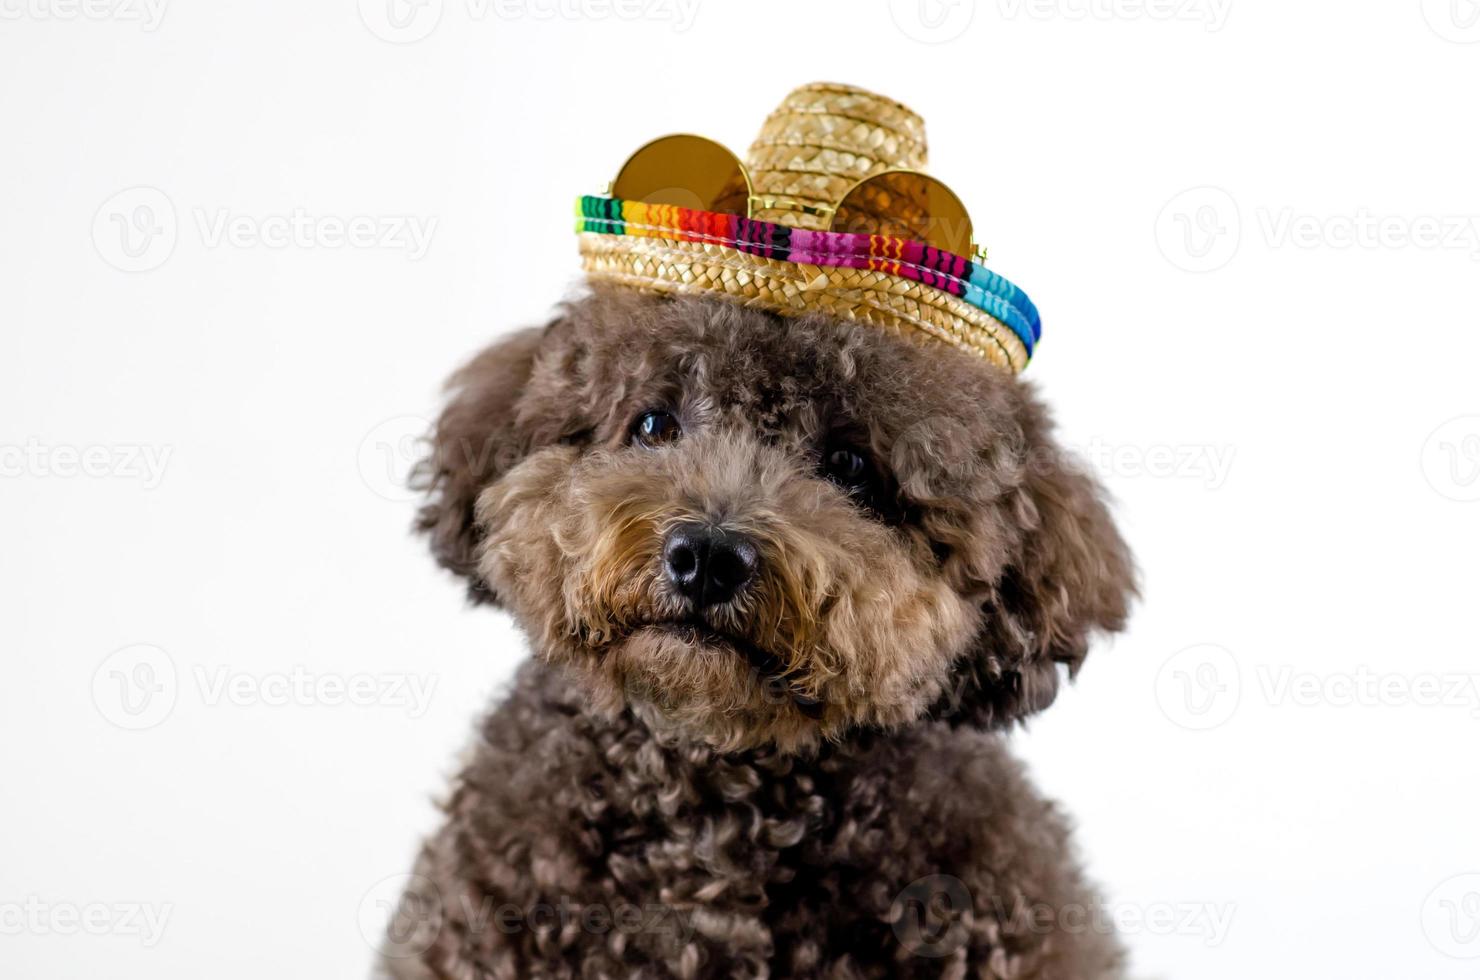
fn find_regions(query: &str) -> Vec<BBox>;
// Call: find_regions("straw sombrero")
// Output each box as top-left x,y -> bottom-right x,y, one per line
574,82 -> 1041,374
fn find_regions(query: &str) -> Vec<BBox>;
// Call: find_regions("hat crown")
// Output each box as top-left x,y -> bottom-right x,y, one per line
745,83 -> 929,229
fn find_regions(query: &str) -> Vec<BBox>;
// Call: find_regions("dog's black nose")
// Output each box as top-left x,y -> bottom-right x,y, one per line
662,523 -> 759,608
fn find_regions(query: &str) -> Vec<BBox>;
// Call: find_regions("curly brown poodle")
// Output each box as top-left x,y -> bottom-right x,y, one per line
380,286 -> 1135,979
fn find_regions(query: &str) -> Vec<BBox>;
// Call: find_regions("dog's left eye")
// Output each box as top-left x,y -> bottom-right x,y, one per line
631,410 -> 682,448
822,446 -> 869,489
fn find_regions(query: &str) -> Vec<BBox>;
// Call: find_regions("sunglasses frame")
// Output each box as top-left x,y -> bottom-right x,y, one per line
607,133 -> 987,262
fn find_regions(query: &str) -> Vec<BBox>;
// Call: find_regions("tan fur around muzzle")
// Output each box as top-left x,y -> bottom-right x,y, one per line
476,426 -> 976,752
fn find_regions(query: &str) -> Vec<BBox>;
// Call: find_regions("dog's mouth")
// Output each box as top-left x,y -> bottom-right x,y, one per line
638,620 -> 825,719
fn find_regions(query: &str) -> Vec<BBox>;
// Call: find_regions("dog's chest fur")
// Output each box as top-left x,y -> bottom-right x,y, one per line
387,663 -> 1122,979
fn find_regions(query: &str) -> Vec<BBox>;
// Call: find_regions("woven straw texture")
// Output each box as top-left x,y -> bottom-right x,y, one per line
578,233 -> 1028,373
745,83 -> 929,230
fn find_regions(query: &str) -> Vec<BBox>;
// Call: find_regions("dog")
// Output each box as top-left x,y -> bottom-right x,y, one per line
379,283 -> 1135,978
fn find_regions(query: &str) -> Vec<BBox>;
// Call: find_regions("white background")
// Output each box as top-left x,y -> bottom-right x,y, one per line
3,2 -> 1479,977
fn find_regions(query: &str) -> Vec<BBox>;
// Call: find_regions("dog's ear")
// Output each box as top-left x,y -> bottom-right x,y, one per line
947,401 -> 1136,727
414,325 -> 549,604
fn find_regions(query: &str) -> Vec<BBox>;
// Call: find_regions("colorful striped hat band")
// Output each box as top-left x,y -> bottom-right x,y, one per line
573,82 -> 1042,374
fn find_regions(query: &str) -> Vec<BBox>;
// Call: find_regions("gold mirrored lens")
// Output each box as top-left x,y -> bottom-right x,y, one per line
610,134 -> 751,214
831,171 -> 974,256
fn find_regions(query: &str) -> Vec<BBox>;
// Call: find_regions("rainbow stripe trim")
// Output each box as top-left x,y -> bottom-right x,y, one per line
575,196 -> 1040,357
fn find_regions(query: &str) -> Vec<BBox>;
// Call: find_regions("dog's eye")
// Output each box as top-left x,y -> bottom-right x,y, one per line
822,446 -> 869,489
631,410 -> 682,448
819,441 -> 909,525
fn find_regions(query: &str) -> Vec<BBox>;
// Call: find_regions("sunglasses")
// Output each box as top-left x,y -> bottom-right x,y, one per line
606,133 -> 983,260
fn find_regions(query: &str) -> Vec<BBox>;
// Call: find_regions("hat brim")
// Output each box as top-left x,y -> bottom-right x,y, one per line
576,195 -> 1039,374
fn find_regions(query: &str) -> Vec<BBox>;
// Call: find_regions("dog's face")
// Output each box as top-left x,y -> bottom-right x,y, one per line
417,289 -> 1133,751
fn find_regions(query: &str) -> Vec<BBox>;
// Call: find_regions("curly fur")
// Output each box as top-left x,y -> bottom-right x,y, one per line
389,288 -> 1136,978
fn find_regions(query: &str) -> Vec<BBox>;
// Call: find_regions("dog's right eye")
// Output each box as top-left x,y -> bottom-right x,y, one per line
631,410 -> 682,448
